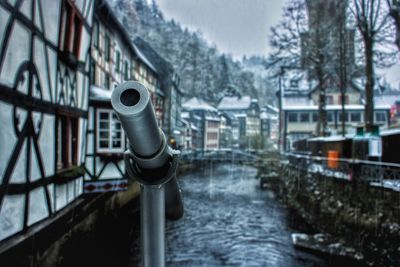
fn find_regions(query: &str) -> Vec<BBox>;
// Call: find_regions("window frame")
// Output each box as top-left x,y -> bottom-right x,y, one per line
96,109 -> 125,153
104,34 -> 111,62
299,112 -> 310,122
59,0 -> 83,58
288,113 -> 298,123
375,111 -> 386,123
56,115 -> 79,170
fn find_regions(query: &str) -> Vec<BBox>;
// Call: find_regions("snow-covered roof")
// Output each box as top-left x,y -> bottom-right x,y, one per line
133,43 -> 157,74
205,115 -> 220,121
235,113 -> 247,118
283,104 -> 391,111
181,112 -> 190,119
260,111 -> 278,120
218,96 -> 252,110
260,112 -> 269,119
282,69 -> 311,91
308,135 -> 351,142
380,128 -> 400,137
90,85 -> 112,102
266,104 -> 279,113
182,97 -> 217,111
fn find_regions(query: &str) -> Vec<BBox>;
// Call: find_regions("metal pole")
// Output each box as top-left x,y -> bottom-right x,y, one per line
141,184 -> 165,267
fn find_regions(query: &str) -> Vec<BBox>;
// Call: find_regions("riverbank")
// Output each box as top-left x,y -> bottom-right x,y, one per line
256,154 -> 400,266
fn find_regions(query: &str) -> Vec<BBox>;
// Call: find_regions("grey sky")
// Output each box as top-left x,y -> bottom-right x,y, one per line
156,0 -> 285,59
155,0 -> 399,87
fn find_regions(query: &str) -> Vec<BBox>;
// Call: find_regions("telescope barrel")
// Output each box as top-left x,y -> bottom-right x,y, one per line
111,81 -> 162,158
111,81 -> 184,221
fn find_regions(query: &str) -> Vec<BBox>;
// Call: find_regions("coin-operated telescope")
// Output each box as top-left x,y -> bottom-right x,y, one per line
111,81 -> 183,267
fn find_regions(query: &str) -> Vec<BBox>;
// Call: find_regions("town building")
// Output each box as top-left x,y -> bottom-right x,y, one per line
183,97 -> 220,151
85,0 -> 161,188
280,70 -> 392,150
218,112 -> 234,149
0,0 -> 94,241
133,37 -> 183,147
260,105 -> 279,148
218,96 -> 261,149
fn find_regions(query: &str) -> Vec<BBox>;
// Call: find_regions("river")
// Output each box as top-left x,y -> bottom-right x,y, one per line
130,163 -> 329,266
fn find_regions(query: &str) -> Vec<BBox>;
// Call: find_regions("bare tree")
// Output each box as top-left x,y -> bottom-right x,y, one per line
268,0 -> 343,136
352,0 -> 398,132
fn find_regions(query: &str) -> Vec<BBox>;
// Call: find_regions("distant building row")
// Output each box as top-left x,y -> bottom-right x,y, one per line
180,96 -> 278,151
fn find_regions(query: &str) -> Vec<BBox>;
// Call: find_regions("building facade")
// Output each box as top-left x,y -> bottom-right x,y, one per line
85,0 -> 161,190
0,0 -> 94,241
183,97 -> 220,151
218,96 -> 261,149
280,70 -> 392,150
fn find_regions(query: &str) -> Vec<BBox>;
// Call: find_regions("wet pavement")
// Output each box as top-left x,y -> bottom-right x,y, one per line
131,163 -> 330,266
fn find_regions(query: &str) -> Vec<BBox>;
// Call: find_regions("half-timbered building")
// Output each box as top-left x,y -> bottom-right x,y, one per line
0,0 -> 94,241
84,0 -> 161,191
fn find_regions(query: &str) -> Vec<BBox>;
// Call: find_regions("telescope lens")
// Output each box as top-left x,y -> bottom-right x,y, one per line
120,89 -> 140,107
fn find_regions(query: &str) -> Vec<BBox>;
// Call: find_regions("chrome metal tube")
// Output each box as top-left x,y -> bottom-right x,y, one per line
141,184 -> 165,267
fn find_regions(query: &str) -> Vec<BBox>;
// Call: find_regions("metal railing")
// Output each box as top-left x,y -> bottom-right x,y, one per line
282,152 -> 400,192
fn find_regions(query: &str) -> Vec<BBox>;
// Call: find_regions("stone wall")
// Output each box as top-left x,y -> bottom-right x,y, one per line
258,158 -> 400,266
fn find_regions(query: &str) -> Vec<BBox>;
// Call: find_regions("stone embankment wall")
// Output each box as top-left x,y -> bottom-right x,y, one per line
257,156 -> 400,266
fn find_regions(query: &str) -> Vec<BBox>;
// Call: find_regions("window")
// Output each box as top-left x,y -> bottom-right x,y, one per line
299,112 -> 310,122
115,51 -> 121,73
57,115 -> 79,170
93,21 -> 99,48
104,73 -> 111,89
327,112 -> 334,122
288,113 -> 298,122
90,62 -> 96,85
207,121 -> 219,128
350,112 -> 361,122
290,79 -> 299,88
339,112 -> 349,122
375,112 -> 386,123
97,110 -> 124,153
104,34 -> 111,62
124,61 -> 130,80
312,112 -> 318,122
207,132 -> 218,140
59,0 -> 83,58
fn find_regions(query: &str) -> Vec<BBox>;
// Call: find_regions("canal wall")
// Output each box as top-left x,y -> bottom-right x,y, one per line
257,158 -> 400,266
0,183 -> 140,267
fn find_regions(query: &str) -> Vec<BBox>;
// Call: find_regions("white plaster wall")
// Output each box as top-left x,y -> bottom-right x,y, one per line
38,114 -> 55,178
34,37 -> 52,102
0,194 -> 25,240
0,102 -> 17,184
0,6 -> 9,49
55,184 -> 67,211
0,22 -> 30,87
42,0 -> 61,46
28,187 -> 49,226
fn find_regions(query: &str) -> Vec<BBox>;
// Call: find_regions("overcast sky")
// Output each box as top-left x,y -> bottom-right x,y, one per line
155,0 -> 399,88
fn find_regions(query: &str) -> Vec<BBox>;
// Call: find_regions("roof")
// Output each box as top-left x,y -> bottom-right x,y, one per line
182,97 -> 217,111
218,96 -> 252,110
283,104 -> 391,111
266,104 -> 279,114
96,0 -> 136,58
380,128 -> 400,137
90,85 -> 112,102
308,135 -> 352,142
132,43 -> 158,74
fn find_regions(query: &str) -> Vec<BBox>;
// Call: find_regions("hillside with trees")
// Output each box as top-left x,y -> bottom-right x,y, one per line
108,0 -> 276,105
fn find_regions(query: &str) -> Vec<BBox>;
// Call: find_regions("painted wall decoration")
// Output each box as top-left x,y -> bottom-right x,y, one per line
0,0 -> 94,242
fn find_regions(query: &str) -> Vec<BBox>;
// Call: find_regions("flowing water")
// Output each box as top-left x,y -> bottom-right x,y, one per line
131,163 -> 330,266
